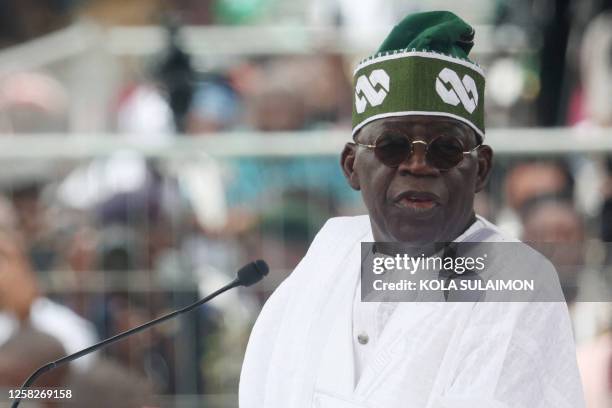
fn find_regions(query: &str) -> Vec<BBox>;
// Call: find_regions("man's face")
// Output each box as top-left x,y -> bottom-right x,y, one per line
341,115 -> 493,244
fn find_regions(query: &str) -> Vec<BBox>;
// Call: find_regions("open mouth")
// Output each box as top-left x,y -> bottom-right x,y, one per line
394,191 -> 441,211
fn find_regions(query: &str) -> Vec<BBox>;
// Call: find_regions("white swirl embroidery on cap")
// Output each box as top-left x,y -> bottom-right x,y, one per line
355,69 -> 390,114
435,67 -> 478,113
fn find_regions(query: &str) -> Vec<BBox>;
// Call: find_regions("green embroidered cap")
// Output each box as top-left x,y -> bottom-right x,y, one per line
352,11 -> 485,140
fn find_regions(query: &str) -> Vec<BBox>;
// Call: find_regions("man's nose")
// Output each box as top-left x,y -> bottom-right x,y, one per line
396,142 -> 439,176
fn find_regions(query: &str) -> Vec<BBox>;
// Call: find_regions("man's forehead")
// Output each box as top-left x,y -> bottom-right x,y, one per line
366,115 -> 470,132
357,115 -> 476,143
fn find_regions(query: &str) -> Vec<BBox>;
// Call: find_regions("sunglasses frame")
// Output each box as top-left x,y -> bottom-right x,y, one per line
354,133 -> 482,170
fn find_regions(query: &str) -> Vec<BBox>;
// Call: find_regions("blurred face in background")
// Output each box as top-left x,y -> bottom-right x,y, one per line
522,201 -> 585,263
504,162 -> 570,212
249,87 -> 306,131
522,201 -> 585,302
0,231 -> 38,321
342,115 -> 492,244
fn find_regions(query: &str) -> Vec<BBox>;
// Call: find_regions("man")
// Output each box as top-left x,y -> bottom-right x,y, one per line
0,225 -> 98,371
239,11 -> 585,408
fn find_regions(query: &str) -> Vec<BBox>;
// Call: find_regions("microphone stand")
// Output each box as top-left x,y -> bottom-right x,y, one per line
11,259 -> 268,408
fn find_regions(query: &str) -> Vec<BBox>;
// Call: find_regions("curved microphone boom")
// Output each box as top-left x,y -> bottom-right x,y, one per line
10,260 -> 269,408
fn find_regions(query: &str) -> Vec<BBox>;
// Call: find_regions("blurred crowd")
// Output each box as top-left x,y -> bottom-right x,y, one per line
0,0 -> 612,407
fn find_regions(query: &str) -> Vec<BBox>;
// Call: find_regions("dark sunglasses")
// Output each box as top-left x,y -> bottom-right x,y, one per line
354,131 -> 481,170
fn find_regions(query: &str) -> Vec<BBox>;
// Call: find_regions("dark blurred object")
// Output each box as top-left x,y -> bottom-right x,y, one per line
0,0 -> 77,48
536,0 -> 572,126
493,0 -> 570,126
601,197 -> 612,242
601,158 -> 612,266
155,16 -> 196,133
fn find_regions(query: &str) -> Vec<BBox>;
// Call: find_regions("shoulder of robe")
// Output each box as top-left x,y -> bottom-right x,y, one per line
309,215 -> 371,257
315,215 -> 372,243
287,215 -> 371,281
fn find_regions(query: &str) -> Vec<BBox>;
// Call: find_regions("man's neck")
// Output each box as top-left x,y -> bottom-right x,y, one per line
458,212 -> 478,239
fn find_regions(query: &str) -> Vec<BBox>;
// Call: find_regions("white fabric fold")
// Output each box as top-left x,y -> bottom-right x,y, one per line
239,215 -> 585,408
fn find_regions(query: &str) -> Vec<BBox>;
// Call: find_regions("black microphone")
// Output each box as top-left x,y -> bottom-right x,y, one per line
10,260 -> 269,408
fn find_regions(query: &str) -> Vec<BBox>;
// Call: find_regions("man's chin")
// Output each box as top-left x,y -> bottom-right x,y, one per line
382,208 -> 446,243
386,222 -> 444,245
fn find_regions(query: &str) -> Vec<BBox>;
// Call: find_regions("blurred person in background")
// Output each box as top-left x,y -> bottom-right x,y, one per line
247,77 -> 306,132
0,0 -> 76,47
63,358 -> 157,408
520,196 -> 612,408
573,16 -> 612,407
498,160 -> 574,237
572,10 -> 612,128
7,182 -> 61,274
188,190 -> 335,393
0,71 -> 72,275
85,174 -> 196,395
521,196 -> 612,342
224,56 -> 358,216
113,82 -> 175,145
244,56 -> 352,132
0,71 -> 69,134
576,318 -> 612,408
0,326 -> 68,408
296,55 -> 353,128
578,12 -> 612,270
177,76 -> 240,235
0,223 -> 98,372
0,228 -> 39,326
58,150 -> 245,397
192,189 -> 333,393
185,78 -> 242,134
521,197 -> 584,303
239,189 -> 335,302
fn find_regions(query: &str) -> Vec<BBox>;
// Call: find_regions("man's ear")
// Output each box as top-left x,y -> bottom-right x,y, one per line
341,143 -> 361,191
474,145 -> 493,193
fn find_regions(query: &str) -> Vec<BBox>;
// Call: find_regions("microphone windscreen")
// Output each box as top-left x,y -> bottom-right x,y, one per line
237,260 -> 269,286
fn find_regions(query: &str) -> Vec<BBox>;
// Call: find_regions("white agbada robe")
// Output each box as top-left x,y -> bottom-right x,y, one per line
239,215 -> 585,408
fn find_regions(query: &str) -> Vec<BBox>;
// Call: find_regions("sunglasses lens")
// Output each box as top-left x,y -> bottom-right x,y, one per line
374,133 -> 411,167
427,136 -> 466,170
